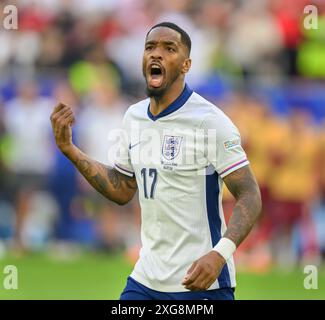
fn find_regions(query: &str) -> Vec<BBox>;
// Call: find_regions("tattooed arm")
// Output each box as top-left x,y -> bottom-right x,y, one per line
50,103 -> 137,205
67,146 -> 137,205
223,165 -> 262,246
182,165 -> 261,291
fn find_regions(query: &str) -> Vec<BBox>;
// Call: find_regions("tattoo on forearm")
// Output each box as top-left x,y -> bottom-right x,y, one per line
107,167 -> 121,189
223,166 -> 262,247
77,159 -> 110,195
106,167 -> 137,190
74,154 -> 137,203
78,159 -> 93,176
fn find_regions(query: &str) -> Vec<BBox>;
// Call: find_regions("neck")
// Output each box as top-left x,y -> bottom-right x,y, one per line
149,80 -> 185,116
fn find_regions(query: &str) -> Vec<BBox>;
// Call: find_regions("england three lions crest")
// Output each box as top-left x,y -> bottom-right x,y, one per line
162,135 -> 183,161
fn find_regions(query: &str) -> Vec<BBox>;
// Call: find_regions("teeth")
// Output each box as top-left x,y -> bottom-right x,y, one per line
149,64 -> 162,76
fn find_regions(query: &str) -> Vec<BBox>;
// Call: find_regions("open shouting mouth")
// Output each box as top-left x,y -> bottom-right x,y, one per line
147,63 -> 165,88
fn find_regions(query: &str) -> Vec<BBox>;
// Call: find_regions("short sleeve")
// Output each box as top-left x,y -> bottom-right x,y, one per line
114,114 -> 135,177
202,111 -> 249,179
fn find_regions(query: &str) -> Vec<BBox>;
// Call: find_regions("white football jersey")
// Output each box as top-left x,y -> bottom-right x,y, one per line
114,84 -> 249,292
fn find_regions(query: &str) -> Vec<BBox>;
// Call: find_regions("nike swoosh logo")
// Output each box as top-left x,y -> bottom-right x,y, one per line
129,141 -> 143,150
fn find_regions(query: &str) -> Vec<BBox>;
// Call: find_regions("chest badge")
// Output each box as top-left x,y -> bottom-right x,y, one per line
162,135 -> 183,161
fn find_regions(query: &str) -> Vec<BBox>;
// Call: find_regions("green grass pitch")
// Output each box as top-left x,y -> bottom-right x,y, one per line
0,252 -> 324,300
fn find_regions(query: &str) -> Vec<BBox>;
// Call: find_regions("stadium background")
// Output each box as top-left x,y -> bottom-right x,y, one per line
0,0 -> 325,299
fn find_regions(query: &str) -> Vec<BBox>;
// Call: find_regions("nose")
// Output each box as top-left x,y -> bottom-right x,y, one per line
150,46 -> 163,60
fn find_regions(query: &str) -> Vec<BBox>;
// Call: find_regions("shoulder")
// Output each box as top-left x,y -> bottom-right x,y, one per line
122,98 -> 150,124
188,92 -> 237,130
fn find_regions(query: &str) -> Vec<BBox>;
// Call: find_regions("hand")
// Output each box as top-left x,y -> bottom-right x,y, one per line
182,250 -> 226,291
50,103 -> 75,154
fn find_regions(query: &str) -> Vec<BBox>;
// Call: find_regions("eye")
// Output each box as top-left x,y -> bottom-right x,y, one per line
167,47 -> 176,52
145,45 -> 153,51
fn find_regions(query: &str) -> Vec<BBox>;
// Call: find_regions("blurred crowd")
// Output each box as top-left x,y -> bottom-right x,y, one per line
222,96 -> 325,270
0,0 -> 324,269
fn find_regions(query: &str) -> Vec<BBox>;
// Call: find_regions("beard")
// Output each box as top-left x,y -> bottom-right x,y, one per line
143,66 -> 182,99
145,84 -> 167,98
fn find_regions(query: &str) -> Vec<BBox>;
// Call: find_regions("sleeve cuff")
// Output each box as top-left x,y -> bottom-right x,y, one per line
219,159 -> 249,178
114,163 -> 135,177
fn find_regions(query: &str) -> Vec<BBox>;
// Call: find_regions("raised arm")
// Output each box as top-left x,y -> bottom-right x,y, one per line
50,103 -> 137,205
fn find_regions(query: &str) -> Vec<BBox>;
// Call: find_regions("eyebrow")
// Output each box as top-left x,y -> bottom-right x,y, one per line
145,40 -> 178,46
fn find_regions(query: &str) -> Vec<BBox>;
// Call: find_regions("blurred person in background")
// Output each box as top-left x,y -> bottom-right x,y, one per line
69,42 -> 121,97
3,79 -> 55,252
9,1 -> 53,79
0,99 -> 15,248
267,109 -> 318,266
308,123 -> 325,261
36,25 -> 65,73
292,118 -> 323,264
78,84 -> 126,165
225,0 -> 283,83
78,82 -> 137,251
223,96 -> 276,271
271,0 -> 305,76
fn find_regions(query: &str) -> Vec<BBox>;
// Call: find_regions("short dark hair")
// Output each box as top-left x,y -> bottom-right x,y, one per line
146,22 -> 191,56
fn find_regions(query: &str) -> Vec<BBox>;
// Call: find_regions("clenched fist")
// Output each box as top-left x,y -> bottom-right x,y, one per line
50,103 -> 75,154
182,251 -> 226,291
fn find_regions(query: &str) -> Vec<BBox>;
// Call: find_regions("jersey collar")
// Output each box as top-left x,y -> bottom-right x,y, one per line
147,84 -> 193,121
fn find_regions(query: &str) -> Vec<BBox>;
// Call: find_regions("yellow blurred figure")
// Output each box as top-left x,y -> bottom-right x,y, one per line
267,110 -> 318,229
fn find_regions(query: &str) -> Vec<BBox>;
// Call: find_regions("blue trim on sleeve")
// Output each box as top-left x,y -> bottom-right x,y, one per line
205,170 -> 231,288
147,84 -> 193,121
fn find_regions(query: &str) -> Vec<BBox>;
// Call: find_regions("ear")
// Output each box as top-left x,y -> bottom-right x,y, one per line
182,58 -> 191,74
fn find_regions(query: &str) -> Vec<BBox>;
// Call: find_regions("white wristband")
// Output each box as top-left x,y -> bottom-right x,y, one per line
212,237 -> 236,261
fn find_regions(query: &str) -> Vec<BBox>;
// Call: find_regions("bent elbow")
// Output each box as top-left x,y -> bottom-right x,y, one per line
114,194 -> 133,206
114,197 -> 129,206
